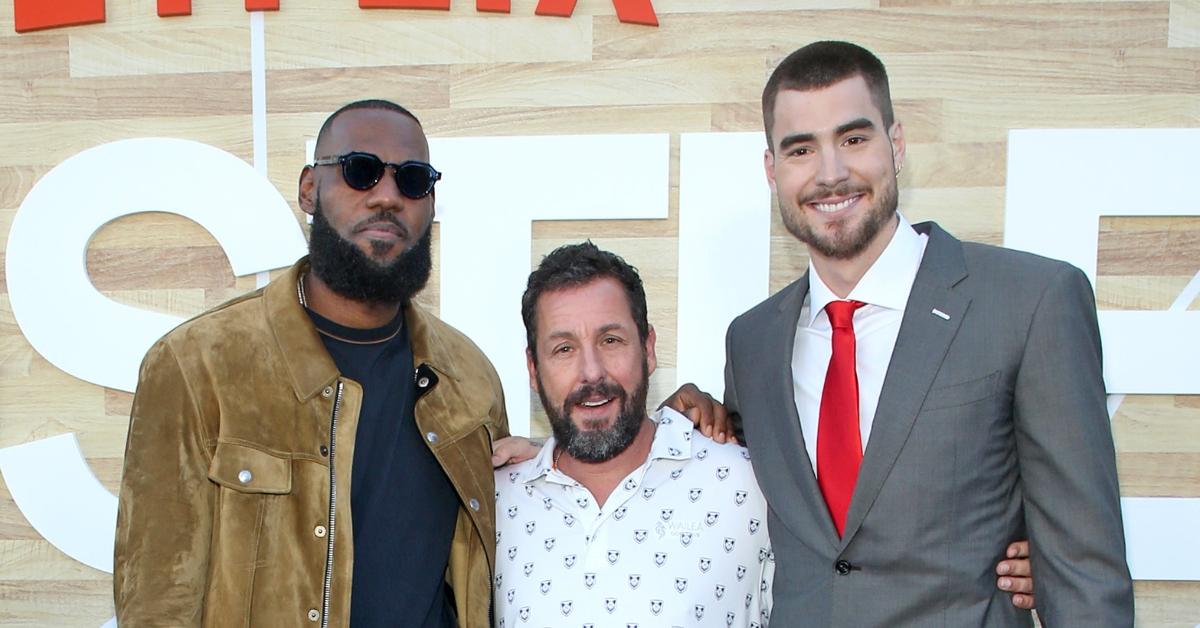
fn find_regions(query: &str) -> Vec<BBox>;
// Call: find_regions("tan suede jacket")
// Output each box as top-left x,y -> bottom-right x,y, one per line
114,259 -> 508,628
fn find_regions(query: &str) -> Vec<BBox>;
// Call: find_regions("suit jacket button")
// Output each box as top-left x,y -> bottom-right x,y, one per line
835,559 -> 853,575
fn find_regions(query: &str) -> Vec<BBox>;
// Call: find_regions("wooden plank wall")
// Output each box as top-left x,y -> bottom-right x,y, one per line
1,0 -> 1198,625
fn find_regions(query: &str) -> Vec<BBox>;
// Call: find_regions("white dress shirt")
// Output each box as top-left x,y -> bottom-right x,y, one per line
494,407 -> 773,628
791,214 -> 929,475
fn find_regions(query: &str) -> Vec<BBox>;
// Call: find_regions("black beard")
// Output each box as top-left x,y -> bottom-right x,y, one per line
307,198 -> 432,305
538,359 -> 649,463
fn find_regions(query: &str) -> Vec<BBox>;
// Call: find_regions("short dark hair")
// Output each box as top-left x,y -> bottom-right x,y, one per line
522,241 -> 649,362
761,41 -> 894,148
314,99 -> 421,154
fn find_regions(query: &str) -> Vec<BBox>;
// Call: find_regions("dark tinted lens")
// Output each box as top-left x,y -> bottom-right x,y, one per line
395,162 -> 438,199
341,154 -> 385,190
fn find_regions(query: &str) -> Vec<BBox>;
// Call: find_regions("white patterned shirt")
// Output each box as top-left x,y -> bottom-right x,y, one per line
494,407 -> 773,628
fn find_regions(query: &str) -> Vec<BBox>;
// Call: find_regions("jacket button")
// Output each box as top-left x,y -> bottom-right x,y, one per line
417,376 -> 431,388
426,432 -> 439,444
468,498 -> 480,511
314,525 -> 327,538
307,608 -> 320,622
834,559 -> 853,575
321,386 -> 333,398
237,469 -> 253,484
319,444 -> 328,457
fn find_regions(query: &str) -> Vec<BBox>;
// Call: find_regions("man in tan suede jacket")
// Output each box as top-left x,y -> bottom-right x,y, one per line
114,100 -> 508,627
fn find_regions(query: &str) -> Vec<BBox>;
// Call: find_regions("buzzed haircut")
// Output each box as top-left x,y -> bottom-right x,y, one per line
314,99 -> 421,154
521,241 -> 650,363
761,41 -> 895,148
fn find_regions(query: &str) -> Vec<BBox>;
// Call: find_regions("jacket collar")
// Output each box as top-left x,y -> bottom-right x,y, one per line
404,292 -> 463,385
265,257 -> 462,402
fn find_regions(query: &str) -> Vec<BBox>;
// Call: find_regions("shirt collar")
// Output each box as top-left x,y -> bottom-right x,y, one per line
518,407 -> 694,486
803,212 -> 928,326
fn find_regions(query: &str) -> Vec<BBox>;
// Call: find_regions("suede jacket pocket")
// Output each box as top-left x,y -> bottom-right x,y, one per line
208,441 -> 293,495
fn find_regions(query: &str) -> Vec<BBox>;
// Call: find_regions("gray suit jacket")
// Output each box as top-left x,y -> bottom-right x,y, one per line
724,222 -> 1133,626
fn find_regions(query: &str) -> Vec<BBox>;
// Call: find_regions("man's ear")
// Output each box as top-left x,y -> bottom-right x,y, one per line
889,121 -> 906,175
644,325 -> 657,377
299,165 -> 317,216
763,148 -> 778,193
526,347 -> 538,391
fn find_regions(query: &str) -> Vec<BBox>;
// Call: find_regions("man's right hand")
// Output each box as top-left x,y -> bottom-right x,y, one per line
661,383 -> 738,444
492,436 -> 542,468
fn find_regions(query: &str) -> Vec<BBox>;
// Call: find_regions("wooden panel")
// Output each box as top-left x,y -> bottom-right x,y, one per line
1,0 -> 1198,624
886,48 -> 1200,97
0,33 -> 69,79
0,73 -> 252,123
265,17 -> 594,68
69,28 -> 252,76
449,56 -> 767,107
595,4 -> 1169,59
1171,0 -> 1200,47
1134,581 -> 1200,627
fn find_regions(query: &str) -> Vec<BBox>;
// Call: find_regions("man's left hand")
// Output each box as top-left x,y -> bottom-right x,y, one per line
492,436 -> 542,468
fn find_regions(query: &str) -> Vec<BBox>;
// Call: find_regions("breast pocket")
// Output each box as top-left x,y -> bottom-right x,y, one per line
206,442 -> 293,579
209,441 -> 293,494
921,370 -> 1001,412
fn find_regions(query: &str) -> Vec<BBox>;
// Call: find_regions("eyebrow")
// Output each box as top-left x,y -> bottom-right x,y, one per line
542,322 -> 629,344
836,117 -> 876,135
777,117 -> 877,152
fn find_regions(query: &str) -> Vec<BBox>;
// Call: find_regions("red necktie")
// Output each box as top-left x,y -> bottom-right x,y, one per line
817,300 -> 866,537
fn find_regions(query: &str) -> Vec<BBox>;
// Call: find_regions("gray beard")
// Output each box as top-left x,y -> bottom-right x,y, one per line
539,360 -> 650,463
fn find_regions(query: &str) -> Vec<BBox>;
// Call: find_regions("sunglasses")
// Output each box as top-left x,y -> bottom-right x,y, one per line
312,151 -> 442,199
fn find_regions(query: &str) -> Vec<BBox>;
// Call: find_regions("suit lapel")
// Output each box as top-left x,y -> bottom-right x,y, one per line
759,274 -> 844,548
840,223 -> 970,545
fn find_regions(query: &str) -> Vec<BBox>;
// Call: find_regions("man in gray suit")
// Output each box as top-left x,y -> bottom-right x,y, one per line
718,41 -> 1133,625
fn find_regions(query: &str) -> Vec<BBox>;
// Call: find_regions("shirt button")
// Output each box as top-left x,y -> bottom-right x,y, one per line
417,376 -> 431,388
426,432 -> 439,444
237,469 -> 253,484
835,559 -> 853,575
314,525 -> 327,538
469,498 -> 480,511
307,608 -> 320,622
321,386 -> 334,398
319,444 -> 329,457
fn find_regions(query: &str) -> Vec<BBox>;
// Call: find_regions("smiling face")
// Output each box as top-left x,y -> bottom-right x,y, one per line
527,277 -> 657,463
765,75 -> 904,263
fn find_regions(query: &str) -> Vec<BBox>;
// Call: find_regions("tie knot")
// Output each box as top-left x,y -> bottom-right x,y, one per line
825,300 -> 865,329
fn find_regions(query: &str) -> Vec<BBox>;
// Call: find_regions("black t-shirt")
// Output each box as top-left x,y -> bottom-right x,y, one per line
307,307 -> 459,628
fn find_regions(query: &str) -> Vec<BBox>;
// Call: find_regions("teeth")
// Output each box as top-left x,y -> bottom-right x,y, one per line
812,197 -> 856,213
581,399 -> 610,407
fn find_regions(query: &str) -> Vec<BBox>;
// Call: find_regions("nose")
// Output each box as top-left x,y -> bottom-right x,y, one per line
577,344 -> 608,385
365,167 -> 405,211
815,148 -> 849,188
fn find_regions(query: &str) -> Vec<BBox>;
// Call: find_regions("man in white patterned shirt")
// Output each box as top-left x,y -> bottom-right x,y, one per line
494,242 -> 773,627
